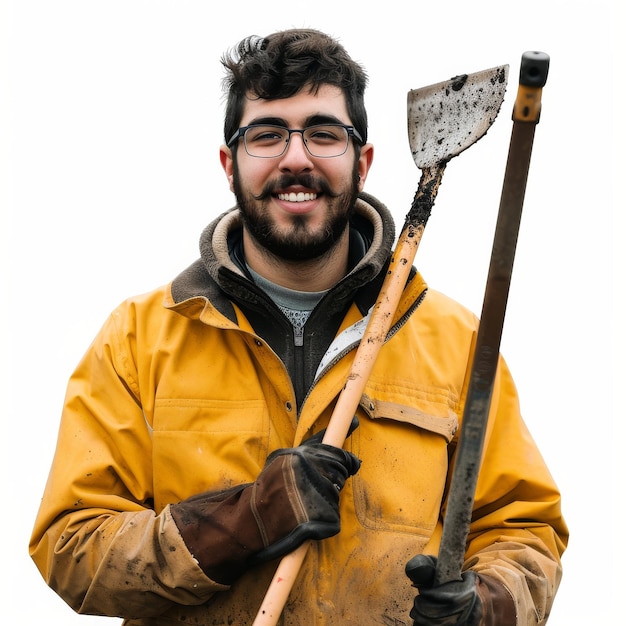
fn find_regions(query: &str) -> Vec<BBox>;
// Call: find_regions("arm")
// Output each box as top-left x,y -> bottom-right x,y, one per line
407,356 -> 568,625
29,300 -> 359,618
29,307 -> 222,617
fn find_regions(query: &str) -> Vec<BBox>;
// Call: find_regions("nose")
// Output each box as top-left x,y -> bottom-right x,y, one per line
279,132 -> 314,172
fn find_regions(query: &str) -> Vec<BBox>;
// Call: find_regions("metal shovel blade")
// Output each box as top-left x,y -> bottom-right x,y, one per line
408,65 -> 509,169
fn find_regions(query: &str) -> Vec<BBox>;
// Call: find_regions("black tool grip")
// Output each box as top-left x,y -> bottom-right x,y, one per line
519,51 -> 550,87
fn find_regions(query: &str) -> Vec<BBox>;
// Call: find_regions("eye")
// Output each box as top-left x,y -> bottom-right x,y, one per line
247,126 -> 287,144
306,125 -> 344,143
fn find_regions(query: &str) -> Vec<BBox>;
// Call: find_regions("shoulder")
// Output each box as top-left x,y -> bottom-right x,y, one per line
422,288 -> 477,324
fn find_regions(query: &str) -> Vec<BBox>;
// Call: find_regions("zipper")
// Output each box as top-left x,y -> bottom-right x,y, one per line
294,324 -> 304,347
385,287 -> 427,341
304,288 -> 428,405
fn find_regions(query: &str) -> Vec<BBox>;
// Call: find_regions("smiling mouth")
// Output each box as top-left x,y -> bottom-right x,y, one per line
277,192 -> 318,202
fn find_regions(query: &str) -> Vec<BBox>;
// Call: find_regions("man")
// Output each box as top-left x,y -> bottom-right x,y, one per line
30,29 -> 568,625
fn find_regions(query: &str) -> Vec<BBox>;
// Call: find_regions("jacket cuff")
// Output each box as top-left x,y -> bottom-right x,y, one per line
476,574 -> 517,626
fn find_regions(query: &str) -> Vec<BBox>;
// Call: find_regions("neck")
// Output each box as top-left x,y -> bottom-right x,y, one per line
242,228 -> 350,291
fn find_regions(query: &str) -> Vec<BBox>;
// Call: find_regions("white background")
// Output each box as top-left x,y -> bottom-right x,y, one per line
2,0 -> 623,623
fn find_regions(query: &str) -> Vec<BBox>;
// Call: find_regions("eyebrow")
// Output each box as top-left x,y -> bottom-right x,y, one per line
245,114 -> 348,128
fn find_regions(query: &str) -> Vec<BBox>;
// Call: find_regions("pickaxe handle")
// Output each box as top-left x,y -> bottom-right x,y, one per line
434,51 -> 550,586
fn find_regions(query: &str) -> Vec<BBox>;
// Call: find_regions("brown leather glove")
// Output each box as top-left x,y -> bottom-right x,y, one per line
170,432 -> 360,584
405,554 -> 517,626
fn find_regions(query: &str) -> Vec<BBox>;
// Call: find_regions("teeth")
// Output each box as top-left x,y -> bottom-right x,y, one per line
278,192 -> 317,202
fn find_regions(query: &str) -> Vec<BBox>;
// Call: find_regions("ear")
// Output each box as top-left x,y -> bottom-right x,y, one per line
357,143 -> 374,192
220,145 -> 235,192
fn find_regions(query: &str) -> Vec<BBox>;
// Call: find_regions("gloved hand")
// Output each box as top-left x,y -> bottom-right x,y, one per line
405,554 -> 516,626
405,554 -> 482,625
170,427 -> 360,585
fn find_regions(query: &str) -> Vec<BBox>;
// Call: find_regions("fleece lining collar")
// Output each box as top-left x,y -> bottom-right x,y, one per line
170,192 -> 397,321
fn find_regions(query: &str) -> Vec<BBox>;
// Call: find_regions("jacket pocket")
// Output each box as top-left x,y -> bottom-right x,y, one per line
350,389 -> 459,535
151,398 -> 269,510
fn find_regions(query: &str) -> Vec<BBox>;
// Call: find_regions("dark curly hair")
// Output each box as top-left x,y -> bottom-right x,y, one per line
221,29 -> 368,146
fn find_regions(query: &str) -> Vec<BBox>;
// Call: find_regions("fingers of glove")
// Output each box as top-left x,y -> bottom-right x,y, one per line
410,572 -> 482,626
267,442 -> 360,486
298,443 -> 361,486
419,572 -> 478,604
411,599 -> 480,626
406,554 -> 438,588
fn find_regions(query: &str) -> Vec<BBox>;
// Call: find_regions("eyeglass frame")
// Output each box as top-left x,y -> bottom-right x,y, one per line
226,123 -> 364,158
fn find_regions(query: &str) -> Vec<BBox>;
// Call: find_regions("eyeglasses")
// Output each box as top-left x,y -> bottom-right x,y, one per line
227,123 -> 363,158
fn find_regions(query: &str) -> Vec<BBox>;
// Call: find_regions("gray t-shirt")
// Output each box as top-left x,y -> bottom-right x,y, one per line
247,266 -> 328,346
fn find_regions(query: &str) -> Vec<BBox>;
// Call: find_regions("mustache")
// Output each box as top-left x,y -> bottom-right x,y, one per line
254,174 -> 339,201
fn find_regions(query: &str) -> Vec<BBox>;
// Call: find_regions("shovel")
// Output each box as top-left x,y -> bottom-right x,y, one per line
252,63 -> 509,626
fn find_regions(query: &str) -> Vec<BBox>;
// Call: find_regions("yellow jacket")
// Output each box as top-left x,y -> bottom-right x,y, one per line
30,195 -> 567,625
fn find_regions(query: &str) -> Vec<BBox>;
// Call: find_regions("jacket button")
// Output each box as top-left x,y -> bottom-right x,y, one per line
285,402 -> 293,412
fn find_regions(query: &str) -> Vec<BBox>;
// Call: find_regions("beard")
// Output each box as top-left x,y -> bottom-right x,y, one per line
232,167 -> 361,262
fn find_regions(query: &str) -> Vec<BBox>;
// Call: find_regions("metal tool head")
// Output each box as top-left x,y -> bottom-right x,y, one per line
408,65 -> 509,169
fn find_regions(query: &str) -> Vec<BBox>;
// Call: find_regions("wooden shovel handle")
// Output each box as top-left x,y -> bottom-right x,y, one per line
321,226 -> 424,445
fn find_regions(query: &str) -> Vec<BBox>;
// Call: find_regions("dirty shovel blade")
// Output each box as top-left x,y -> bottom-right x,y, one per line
408,65 -> 509,169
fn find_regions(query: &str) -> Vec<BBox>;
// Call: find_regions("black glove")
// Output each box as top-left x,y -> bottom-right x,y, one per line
406,554 -> 482,626
170,425 -> 360,584
405,554 -> 517,626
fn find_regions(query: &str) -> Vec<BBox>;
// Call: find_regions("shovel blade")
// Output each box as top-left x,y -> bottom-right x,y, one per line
408,65 -> 509,169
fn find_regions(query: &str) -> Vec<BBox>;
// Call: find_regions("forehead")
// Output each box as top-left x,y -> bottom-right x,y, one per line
241,84 -> 350,125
